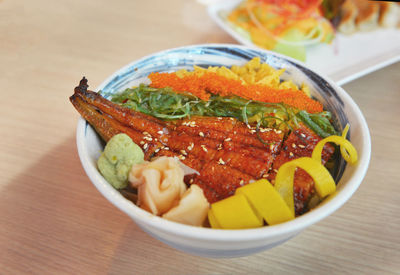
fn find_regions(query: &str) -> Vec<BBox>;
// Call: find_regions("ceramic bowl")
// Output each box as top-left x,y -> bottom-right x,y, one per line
75,44 -> 371,258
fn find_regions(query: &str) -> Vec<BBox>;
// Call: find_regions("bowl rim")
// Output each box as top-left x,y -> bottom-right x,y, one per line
76,43 -> 371,242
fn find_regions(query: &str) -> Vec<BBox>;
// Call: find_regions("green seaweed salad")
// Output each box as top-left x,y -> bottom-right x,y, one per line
110,84 -> 337,138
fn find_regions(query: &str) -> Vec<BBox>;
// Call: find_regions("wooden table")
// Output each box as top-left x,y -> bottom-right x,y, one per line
1,0 -> 399,274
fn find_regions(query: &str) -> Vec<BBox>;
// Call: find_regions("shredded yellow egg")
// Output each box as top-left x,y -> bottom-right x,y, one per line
173,57 -> 310,94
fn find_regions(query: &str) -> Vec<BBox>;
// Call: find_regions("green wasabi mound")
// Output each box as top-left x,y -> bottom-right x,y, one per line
97,133 -> 144,189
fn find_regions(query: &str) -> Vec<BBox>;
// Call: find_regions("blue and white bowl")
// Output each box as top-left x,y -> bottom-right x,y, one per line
75,44 -> 371,258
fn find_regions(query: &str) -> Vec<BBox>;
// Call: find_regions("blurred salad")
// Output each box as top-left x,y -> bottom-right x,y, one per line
227,0 -> 336,61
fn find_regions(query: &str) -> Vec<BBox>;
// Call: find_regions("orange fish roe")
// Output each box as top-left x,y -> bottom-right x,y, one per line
148,72 -> 323,113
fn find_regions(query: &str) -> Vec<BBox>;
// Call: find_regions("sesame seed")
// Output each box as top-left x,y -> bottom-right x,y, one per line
239,180 -> 244,186
217,144 -> 223,150
289,152 -> 294,157
180,150 -> 187,156
273,169 -> 279,173
275,129 -> 282,134
140,141 -> 145,145
224,137 -> 231,142
154,148 -> 160,153
270,144 -> 274,151
301,133 -> 306,138
251,129 -> 256,133
201,145 -> 208,152
262,174 -> 268,178
178,155 -> 186,160
165,147 -> 169,150
233,131 -> 237,134
260,128 -> 272,133
218,158 -> 225,165
292,143 -> 297,148
230,117 -> 234,120
187,143 -> 194,151
298,144 -> 306,148
189,179 -> 194,184
199,132 -> 205,137
157,130 -> 163,135
143,143 -> 148,150
143,136 -> 152,141
217,117 -> 222,120
142,131 -> 150,136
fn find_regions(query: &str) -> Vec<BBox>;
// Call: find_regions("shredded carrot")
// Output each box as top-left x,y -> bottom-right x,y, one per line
148,72 -> 323,113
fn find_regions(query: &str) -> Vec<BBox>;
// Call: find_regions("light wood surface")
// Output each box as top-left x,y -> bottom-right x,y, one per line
1,0 -> 399,274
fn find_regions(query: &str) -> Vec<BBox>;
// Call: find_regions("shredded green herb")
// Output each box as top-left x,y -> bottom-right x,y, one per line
297,110 -> 337,138
110,84 -> 337,137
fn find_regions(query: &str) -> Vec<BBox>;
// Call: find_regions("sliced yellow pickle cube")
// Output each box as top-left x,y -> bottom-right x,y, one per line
236,179 -> 294,225
209,194 -> 263,229
207,209 -> 220,229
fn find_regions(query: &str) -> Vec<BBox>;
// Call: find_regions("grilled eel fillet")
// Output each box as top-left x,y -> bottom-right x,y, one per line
70,78 -> 334,214
267,124 -> 335,214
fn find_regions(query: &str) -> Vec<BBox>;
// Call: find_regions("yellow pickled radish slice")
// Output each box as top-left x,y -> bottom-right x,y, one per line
312,124 -> 358,165
207,125 -> 359,230
207,209 -> 221,229
209,194 -> 263,229
275,157 -> 336,215
340,124 -> 358,164
236,179 -> 294,225
342,123 -> 350,137
341,124 -> 351,161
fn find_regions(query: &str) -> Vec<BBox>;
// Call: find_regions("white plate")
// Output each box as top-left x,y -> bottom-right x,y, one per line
207,0 -> 400,85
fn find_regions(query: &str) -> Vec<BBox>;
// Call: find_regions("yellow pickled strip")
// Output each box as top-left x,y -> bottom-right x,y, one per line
275,157 -> 336,215
341,124 -> 350,161
342,123 -> 350,137
209,194 -> 263,229
312,124 -> 358,164
236,179 -> 294,225
207,209 -> 221,229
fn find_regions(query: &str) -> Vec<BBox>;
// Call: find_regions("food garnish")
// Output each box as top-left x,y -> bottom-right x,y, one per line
162,184 -> 210,226
209,193 -> 264,229
147,57 -> 322,113
226,0 -> 334,61
128,156 -> 210,226
112,58 -> 337,138
129,156 -> 188,216
208,128 -> 358,229
97,133 -> 144,189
